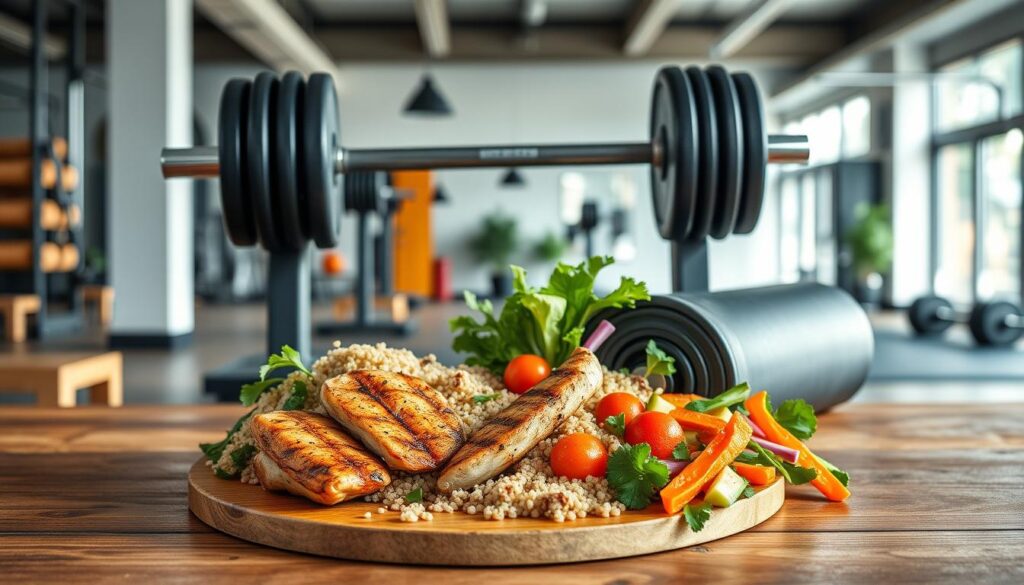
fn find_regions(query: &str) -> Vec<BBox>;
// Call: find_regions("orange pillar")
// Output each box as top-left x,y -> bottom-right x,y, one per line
390,171 -> 434,297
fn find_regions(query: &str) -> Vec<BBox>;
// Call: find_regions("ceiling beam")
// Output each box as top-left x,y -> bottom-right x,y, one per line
624,0 -> 679,57
413,0 -> 451,58
196,0 -> 340,81
709,0 -> 794,59
0,11 -> 66,59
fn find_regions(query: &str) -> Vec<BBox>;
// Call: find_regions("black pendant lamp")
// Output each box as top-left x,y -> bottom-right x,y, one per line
403,74 -> 453,116
500,167 -> 526,187
433,183 -> 450,204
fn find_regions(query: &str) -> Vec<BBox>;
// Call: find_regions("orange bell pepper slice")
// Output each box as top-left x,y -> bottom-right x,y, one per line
660,393 -> 704,409
733,462 -> 776,486
660,412 -> 752,514
669,408 -> 726,435
745,391 -> 850,502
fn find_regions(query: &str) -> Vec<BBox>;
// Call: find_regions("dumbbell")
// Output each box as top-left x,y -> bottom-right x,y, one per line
159,66 -> 809,255
908,295 -> 1024,347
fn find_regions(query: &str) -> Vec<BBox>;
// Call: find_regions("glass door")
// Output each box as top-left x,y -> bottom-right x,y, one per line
979,129 -> 1023,301
934,143 -> 975,305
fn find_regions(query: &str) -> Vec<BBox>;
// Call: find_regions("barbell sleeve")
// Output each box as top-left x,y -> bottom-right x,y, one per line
161,134 -> 809,179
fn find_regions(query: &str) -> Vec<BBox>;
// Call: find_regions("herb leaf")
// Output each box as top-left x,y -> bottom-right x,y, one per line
405,487 -> 423,503
472,393 -> 500,404
671,441 -> 691,461
683,503 -> 712,532
259,345 -> 311,381
773,399 -> 818,440
738,442 -> 817,485
645,340 -> 677,378
240,377 -> 284,407
199,408 -> 256,472
686,382 -> 751,413
606,443 -> 670,510
742,485 -> 756,499
282,380 -> 308,410
230,444 -> 257,471
603,413 -> 626,437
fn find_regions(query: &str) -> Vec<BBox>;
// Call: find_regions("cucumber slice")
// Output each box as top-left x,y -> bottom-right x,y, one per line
704,466 -> 747,508
706,406 -> 733,423
646,394 -> 677,414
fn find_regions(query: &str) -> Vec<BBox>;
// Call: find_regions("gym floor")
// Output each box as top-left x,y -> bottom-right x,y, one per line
5,302 -> 1020,406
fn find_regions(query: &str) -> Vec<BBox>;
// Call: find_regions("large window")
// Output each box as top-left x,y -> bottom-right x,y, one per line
784,95 -> 872,166
932,38 -> 1024,305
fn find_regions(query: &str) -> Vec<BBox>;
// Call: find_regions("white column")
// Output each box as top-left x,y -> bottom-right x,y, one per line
107,0 -> 194,344
890,42 -> 932,306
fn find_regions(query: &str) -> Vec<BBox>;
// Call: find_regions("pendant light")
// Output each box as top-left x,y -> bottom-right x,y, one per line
403,73 -> 453,116
433,183 -> 450,203
500,168 -> 526,187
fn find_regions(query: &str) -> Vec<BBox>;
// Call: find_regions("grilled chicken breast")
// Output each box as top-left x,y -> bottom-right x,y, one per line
250,410 -> 391,505
437,347 -> 603,492
320,370 -> 466,473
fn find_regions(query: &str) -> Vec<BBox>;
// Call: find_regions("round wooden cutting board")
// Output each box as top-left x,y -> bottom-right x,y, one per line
188,458 -> 784,566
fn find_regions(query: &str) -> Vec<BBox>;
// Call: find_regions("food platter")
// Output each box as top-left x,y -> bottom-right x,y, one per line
188,459 -> 784,566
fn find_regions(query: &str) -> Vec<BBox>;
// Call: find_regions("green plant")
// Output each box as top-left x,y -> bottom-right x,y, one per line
845,203 -> 893,277
533,231 -> 568,263
469,211 -> 519,271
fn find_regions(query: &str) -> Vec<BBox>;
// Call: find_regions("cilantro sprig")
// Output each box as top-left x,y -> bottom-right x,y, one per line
644,340 -> 676,378
603,413 -> 626,437
606,443 -> 671,510
683,503 -> 712,532
472,393 -> 500,404
773,399 -> 817,440
240,345 -> 312,407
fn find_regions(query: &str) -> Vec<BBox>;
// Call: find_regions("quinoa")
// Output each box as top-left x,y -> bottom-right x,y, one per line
215,341 -> 654,522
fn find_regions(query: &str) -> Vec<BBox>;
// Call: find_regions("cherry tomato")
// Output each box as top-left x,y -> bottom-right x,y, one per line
595,392 -> 644,428
503,354 -> 551,394
549,433 -> 609,479
624,411 -> 684,459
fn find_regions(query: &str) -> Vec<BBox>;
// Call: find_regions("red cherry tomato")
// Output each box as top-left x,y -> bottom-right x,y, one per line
549,433 -> 609,480
624,411 -> 684,459
503,354 -> 551,394
595,392 -> 644,428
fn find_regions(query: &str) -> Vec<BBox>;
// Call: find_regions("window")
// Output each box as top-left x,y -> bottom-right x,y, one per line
936,39 -> 1023,132
934,144 -> 975,305
785,95 -> 872,165
979,129 -> 1022,301
842,96 -> 871,158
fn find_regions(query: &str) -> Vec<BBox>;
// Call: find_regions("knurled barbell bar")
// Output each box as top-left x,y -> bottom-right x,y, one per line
161,66 -> 809,253
908,295 -> 1024,346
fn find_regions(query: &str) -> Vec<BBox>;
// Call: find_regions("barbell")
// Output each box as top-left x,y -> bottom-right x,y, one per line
161,65 -> 809,253
908,295 -> 1024,346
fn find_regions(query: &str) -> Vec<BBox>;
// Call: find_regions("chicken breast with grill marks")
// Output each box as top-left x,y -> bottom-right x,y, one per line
250,410 -> 391,505
320,370 -> 466,473
437,347 -> 603,493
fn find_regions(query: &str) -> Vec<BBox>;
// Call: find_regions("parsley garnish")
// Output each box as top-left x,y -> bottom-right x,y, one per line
472,393 -> 500,404
282,380 -> 308,410
645,340 -> 676,378
686,382 -> 751,413
606,443 -> 670,510
240,345 -> 312,406
670,441 -> 690,461
683,503 -> 712,532
773,399 -> 817,440
199,408 -> 256,463
405,487 -> 423,503
603,413 -> 626,437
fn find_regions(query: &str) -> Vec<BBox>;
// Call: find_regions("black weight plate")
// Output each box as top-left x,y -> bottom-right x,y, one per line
247,72 -> 283,252
969,301 -> 1024,346
217,79 -> 257,246
273,71 -> 307,251
303,73 -> 343,248
706,66 -> 743,239
908,296 -> 955,335
684,67 -> 718,243
731,72 -> 767,235
649,66 -> 697,242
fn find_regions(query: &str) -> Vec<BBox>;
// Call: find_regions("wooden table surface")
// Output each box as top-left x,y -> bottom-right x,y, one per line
2,403 -> 1022,584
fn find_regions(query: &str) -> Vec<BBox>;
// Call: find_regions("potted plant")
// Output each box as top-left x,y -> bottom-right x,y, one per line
845,203 -> 893,306
533,231 -> 568,265
469,211 -> 519,298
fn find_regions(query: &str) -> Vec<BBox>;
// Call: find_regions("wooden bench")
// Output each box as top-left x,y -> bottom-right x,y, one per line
0,294 -> 40,342
0,351 -> 123,407
81,284 -> 115,326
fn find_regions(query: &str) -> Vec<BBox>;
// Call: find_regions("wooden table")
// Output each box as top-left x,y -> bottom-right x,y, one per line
1,403 -> 1022,583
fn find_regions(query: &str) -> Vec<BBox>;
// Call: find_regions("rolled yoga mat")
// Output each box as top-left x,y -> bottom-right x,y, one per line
0,199 -> 76,230
0,137 -> 68,160
0,159 -> 79,191
586,283 -> 873,412
0,241 -> 79,272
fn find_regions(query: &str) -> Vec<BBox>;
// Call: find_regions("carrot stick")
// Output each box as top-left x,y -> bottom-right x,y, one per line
660,413 -> 752,514
669,408 -> 726,435
660,393 -> 704,409
744,391 -> 850,502
733,462 -> 776,486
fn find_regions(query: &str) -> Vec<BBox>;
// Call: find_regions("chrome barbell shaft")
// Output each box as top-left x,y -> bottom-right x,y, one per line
161,134 -> 810,179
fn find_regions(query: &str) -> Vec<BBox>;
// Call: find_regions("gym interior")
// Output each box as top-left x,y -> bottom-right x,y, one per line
1,0 -> 1022,581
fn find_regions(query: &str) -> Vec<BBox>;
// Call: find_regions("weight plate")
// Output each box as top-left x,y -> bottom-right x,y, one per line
969,301 -> 1024,346
273,71 -> 307,251
908,295 -> 955,335
731,72 -> 767,235
706,66 -> 743,239
684,66 -> 718,243
248,72 -> 283,251
303,73 -> 343,248
217,79 -> 257,246
649,66 -> 697,242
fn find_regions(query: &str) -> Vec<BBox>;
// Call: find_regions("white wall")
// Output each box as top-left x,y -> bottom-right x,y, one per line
195,61 -> 789,296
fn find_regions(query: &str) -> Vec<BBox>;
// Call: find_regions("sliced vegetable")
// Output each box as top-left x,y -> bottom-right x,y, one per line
660,393 -> 704,409
739,412 -> 766,438
645,340 -> 677,378
705,406 -> 733,423
704,466 -> 748,508
660,413 -> 753,514
582,320 -> 616,352
745,391 -> 850,502
751,436 -> 801,464
549,433 -> 609,480
503,354 -> 551,394
660,457 -> 688,478
606,443 -> 671,510
669,407 -> 726,435
683,503 -> 712,533
624,411 -> 684,459
646,393 -> 677,414
732,462 -> 776,486
737,442 -> 817,485
818,455 -> 851,487
685,382 -> 751,413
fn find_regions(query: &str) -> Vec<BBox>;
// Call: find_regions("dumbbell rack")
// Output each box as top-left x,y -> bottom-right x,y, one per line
0,0 -> 86,340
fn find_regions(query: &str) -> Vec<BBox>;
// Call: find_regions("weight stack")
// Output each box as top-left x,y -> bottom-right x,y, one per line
587,283 -> 873,412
